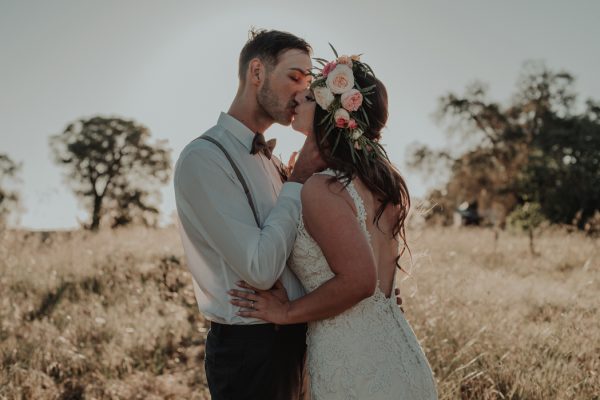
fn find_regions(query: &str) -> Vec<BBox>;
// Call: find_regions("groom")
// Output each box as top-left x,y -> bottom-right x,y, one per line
174,29 -> 323,399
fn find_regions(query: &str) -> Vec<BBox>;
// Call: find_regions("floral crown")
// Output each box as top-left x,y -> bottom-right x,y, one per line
310,44 -> 388,163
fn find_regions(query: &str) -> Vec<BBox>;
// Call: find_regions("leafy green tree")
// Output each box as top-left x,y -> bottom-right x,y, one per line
0,154 -> 21,228
517,99 -> 600,228
408,62 -> 600,230
50,116 -> 171,230
507,202 -> 545,255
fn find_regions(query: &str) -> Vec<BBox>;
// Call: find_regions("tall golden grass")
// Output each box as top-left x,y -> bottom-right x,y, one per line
1,226 -> 598,399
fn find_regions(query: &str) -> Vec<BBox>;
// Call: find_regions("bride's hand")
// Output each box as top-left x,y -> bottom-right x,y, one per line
228,280 -> 291,324
268,280 -> 290,303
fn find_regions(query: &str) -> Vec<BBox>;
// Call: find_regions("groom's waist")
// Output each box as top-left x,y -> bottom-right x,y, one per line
209,321 -> 307,339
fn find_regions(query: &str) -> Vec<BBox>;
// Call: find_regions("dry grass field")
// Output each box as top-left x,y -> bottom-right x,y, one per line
0,226 -> 598,399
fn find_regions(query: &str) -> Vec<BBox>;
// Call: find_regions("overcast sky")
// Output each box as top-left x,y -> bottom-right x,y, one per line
2,0 -> 599,230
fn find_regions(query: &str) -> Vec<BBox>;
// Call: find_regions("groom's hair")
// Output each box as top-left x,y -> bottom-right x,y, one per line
238,28 -> 311,81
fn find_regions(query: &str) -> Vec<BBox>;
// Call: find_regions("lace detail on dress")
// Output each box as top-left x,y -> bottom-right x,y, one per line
289,169 -> 438,399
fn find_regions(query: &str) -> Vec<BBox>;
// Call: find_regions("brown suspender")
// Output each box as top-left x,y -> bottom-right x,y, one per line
199,136 -> 261,227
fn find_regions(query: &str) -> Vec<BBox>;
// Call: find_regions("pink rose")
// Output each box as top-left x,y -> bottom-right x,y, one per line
322,62 -> 337,77
341,89 -> 363,112
334,108 -> 350,128
348,119 -> 358,129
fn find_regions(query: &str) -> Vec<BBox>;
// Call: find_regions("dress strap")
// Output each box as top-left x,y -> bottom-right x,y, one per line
313,168 -> 338,177
345,181 -> 370,241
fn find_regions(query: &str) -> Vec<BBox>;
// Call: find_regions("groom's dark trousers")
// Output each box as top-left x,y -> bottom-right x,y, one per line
205,321 -> 309,400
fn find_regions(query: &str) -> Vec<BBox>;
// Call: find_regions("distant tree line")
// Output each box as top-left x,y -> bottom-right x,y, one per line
407,61 -> 600,236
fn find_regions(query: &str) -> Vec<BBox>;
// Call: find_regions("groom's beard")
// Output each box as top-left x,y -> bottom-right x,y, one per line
257,78 -> 295,126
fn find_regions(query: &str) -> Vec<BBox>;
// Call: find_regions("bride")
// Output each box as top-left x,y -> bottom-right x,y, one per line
229,51 -> 438,399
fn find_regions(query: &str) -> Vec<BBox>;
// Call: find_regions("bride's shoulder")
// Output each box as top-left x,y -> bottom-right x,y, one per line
301,174 -> 350,214
302,173 -> 344,196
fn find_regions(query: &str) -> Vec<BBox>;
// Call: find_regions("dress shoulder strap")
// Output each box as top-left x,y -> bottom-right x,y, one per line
345,181 -> 370,240
313,168 -> 338,178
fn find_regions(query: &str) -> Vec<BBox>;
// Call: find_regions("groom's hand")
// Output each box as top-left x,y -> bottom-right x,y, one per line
288,134 -> 325,184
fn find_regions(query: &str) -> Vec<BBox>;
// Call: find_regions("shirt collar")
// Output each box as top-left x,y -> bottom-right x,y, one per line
217,112 -> 255,151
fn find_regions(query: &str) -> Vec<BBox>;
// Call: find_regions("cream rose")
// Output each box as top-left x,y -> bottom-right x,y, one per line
351,128 -> 364,140
326,64 -> 355,94
337,55 -> 353,68
341,89 -> 363,112
334,108 -> 350,128
313,86 -> 335,110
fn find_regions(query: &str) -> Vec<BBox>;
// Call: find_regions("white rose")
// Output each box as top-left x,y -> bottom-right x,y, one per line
313,86 -> 335,110
326,64 -> 355,94
351,128 -> 364,140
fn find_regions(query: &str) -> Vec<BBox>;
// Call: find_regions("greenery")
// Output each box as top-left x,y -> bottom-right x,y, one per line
49,116 -> 172,231
408,62 -> 600,231
507,201 -> 546,255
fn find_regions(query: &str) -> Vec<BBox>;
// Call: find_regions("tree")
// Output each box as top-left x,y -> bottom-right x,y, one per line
407,62 -> 600,230
517,99 -> 600,229
50,116 -> 172,230
507,202 -> 545,255
0,154 -> 21,228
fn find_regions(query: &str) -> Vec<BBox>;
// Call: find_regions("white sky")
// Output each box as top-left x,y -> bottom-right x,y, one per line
2,0 -> 599,230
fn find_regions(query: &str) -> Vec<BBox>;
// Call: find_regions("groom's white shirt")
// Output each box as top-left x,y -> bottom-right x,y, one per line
174,112 -> 306,325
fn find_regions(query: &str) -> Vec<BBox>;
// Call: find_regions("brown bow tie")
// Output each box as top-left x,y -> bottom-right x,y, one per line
251,133 -> 276,160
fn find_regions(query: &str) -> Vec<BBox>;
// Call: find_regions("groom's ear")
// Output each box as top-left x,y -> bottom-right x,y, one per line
248,58 -> 265,86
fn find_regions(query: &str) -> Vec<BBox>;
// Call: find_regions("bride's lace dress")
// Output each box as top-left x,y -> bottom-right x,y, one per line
289,170 -> 438,399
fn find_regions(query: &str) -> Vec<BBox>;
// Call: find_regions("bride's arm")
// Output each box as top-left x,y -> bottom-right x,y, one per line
231,174 -> 378,324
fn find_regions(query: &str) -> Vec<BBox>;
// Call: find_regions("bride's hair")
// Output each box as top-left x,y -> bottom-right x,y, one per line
313,73 -> 411,268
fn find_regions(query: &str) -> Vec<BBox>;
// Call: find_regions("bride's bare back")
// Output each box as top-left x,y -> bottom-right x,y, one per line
350,177 -> 402,298
304,173 -> 402,299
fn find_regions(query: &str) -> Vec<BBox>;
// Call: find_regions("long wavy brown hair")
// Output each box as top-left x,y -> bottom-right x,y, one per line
313,73 -> 411,269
